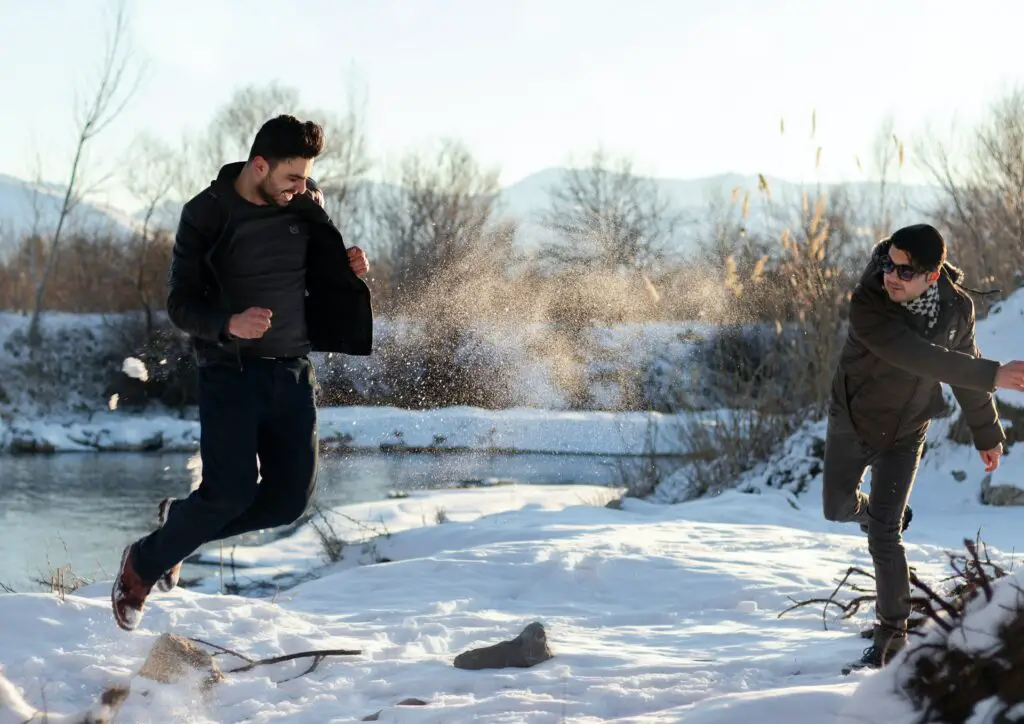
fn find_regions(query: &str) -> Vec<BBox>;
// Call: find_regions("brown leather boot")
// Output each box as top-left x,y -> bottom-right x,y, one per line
153,498 -> 182,593
111,543 -> 153,632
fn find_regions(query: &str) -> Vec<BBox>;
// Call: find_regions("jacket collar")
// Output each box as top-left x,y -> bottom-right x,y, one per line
209,161 -> 329,221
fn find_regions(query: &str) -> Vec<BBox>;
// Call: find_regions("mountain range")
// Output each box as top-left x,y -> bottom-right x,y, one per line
0,168 -> 945,255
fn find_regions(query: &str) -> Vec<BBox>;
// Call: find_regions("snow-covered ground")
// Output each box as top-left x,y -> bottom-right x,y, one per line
972,291 -> 1024,409
0,410 -> 1022,722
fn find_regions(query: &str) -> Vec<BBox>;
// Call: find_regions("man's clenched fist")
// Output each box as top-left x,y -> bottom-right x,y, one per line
228,307 -> 272,339
995,361 -> 1024,391
348,247 -> 369,277
980,445 -> 1002,473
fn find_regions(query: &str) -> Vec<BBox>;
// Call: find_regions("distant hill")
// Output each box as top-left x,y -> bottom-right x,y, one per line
0,167 -> 945,257
0,173 -> 137,244
495,168 -> 945,255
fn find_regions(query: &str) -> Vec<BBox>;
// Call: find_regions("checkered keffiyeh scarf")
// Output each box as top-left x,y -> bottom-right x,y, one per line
902,282 -> 940,330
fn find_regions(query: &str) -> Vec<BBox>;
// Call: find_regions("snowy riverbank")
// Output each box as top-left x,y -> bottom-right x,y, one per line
1,472 -> 1022,722
0,405 -> 698,456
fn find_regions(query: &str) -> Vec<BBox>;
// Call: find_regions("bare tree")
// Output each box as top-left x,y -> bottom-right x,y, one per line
121,133 -> 183,333
916,87 -> 1024,304
351,140 -> 521,411
313,79 -> 373,247
537,148 -> 684,275
27,0 -> 143,344
2,154 -> 50,311
314,79 -> 372,204
371,138 -> 510,303
201,82 -> 302,170
854,114 -> 906,240
198,77 -> 370,217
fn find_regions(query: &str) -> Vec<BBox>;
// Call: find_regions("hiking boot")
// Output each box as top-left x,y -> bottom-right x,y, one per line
153,497 -> 181,593
857,622 -> 908,668
111,542 -> 153,632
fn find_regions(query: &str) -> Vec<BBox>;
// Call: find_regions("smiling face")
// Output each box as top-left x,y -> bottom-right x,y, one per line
882,246 -> 939,302
251,156 -> 314,206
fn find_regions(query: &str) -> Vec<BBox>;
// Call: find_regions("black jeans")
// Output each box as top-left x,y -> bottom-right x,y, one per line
821,408 -> 926,628
133,357 -> 318,584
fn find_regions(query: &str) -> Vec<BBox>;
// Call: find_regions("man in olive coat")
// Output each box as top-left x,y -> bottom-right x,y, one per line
823,223 -> 1024,669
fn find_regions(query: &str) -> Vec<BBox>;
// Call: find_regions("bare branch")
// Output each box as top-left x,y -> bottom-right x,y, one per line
120,133 -> 182,332
187,637 -> 255,663
776,566 -> 877,630
914,87 -> 1024,306
191,77 -> 371,232
201,82 -> 302,169
187,637 -> 361,683
26,0 -> 143,344
371,138 -> 508,305
223,648 -> 362,675
536,147 -> 685,275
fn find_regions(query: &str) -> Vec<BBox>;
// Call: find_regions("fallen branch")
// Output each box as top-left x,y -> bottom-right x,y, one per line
188,637 -> 361,684
777,566 -> 876,631
188,637 -> 255,663
225,648 -> 362,679
778,594 -> 877,621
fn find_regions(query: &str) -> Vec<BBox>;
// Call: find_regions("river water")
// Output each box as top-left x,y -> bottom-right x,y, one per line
0,449 -> 622,593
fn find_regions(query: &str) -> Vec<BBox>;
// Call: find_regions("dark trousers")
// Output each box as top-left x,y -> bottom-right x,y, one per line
821,409 -> 926,627
133,357 -> 318,584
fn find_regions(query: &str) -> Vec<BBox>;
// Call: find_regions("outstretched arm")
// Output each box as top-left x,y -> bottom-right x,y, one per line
848,284 -> 999,392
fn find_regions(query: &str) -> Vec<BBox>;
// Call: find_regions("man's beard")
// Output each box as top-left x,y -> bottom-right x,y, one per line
257,181 -> 288,206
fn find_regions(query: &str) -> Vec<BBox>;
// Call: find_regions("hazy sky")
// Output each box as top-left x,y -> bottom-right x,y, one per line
2,0 -> 1022,203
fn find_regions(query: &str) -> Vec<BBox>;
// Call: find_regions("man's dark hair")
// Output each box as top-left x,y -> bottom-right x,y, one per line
888,223 -> 947,272
248,115 -> 324,164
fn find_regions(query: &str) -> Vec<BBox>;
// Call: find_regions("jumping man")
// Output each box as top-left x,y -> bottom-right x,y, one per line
112,115 -> 373,631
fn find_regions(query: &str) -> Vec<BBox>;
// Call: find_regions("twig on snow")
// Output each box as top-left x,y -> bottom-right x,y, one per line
777,566 -> 876,631
187,637 -> 255,663
188,637 -> 361,683
224,648 -> 362,675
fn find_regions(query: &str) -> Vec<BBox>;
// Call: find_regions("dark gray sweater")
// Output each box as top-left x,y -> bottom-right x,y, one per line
219,193 -> 311,359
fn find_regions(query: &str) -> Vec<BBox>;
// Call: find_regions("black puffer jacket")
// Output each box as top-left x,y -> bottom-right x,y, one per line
830,240 -> 1005,451
166,162 -> 373,366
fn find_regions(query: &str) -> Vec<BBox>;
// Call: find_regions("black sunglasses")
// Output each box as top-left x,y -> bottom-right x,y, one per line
878,255 -> 920,282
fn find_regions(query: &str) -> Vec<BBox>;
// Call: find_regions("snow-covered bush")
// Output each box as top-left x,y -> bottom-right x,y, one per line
315,318 -> 708,412
838,541 -> 1024,723
1,313 -> 140,415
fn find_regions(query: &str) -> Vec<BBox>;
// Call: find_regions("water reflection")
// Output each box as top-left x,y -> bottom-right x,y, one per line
0,450 -> 622,592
